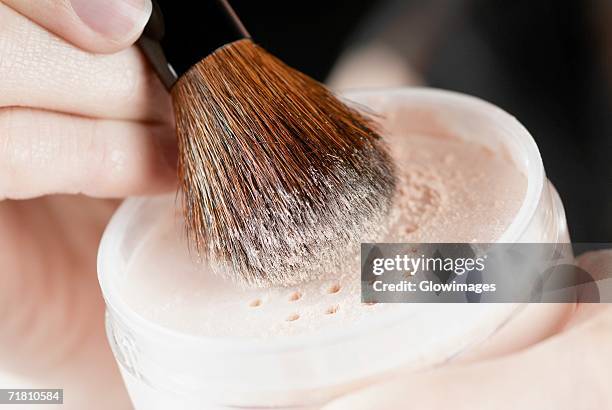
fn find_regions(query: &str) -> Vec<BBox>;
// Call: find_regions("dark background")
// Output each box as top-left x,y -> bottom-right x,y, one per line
205,0 -> 612,242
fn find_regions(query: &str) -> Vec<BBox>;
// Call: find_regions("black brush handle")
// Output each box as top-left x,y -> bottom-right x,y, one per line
139,0 -> 250,89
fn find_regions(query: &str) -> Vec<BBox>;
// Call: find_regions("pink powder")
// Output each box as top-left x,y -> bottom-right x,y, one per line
120,131 -> 526,338
386,132 -> 526,243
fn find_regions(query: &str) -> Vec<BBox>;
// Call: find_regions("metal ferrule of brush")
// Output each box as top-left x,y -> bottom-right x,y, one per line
139,0 -> 251,90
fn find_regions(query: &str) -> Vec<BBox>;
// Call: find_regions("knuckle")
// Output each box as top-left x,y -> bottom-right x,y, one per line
83,121 -> 132,195
112,49 -> 171,121
104,50 -> 145,105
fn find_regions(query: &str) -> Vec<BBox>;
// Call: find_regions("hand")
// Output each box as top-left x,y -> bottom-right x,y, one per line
324,250 -> 612,410
0,1 -> 175,408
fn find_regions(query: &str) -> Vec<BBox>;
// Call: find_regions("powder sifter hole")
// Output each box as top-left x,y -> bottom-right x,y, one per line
325,305 -> 339,315
288,291 -> 302,302
249,299 -> 262,307
286,313 -> 300,322
327,283 -> 341,294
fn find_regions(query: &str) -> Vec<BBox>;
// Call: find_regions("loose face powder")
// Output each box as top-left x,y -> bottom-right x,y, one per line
119,129 -> 526,339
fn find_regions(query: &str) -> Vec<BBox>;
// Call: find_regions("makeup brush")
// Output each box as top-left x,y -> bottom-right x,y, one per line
138,0 -> 396,287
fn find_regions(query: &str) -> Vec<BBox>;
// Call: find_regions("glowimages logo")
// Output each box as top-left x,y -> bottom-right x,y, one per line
361,243 -> 608,303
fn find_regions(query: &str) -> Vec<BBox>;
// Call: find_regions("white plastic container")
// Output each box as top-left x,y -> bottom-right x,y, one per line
98,88 -> 570,409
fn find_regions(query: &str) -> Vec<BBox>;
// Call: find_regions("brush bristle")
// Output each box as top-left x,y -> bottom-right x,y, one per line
171,39 -> 396,287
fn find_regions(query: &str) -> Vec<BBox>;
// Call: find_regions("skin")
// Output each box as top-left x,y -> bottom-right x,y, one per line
325,276 -> 612,409
325,45 -> 612,409
0,1 -> 172,408
0,1 -> 610,409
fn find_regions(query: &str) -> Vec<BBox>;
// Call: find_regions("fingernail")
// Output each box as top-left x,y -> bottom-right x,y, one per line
70,0 -> 152,40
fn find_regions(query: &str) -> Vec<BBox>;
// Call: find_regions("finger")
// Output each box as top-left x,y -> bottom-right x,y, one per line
2,0 -> 152,54
0,2 -> 171,122
0,108 -> 177,199
0,196 -> 132,408
454,303 -> 574,364
565,250 -> 612,327
324,305 -> 612,410
576,250 -> 612,282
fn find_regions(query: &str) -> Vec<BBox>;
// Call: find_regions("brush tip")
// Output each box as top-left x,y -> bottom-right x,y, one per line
171,40 -> 396,287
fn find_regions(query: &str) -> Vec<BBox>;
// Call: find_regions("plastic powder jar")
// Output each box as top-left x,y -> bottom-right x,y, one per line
98,88 -> 571,409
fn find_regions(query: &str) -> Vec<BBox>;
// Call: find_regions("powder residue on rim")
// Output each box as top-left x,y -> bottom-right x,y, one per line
385,132 -> 526,243
120,132 -> 526,339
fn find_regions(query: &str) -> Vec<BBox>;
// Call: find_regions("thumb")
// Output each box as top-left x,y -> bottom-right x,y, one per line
324,251 -> 612,410
324,305 -> 612,410
2,0 -> 152,53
